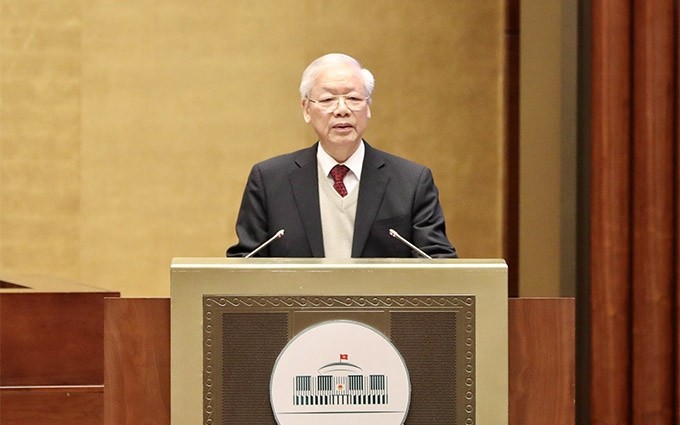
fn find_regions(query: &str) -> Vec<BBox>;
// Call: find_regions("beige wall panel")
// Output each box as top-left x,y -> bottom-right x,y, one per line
80,1 -> 307,295
315,1 -> 506,258
0,0 -> 82,277
519,0 -> 569,296
2,0 -> 505,296
301,0 -> 505,258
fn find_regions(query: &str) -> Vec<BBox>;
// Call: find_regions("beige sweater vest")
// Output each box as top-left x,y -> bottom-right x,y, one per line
318,164 -> 358,258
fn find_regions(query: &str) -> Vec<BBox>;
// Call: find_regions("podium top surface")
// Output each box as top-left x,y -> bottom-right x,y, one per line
171,257 -> 507,271
170,258 -> 508,297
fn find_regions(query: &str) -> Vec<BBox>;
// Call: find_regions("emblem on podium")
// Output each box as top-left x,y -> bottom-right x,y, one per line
270,320 -> 411,424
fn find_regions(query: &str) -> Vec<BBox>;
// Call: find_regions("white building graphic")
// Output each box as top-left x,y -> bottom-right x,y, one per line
270,320 -> 410,425
293,355 -> 388,406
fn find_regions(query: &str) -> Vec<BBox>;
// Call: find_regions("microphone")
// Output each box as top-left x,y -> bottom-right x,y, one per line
388,228 -> 432,259
245,229 -> 285,258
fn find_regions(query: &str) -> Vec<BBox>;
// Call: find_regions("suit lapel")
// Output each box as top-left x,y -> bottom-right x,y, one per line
290,144 -> 325,257
352,143 -> 389,257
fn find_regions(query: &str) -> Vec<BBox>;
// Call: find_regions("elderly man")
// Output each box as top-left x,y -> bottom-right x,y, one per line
227,53 -> 457,258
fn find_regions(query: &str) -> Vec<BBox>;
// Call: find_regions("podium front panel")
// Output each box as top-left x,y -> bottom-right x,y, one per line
171,258 -> 507,425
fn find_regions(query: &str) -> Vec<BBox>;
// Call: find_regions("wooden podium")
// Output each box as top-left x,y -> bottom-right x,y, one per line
102,258 -> 574,425
0,274 -> 119,425
102,296 -> 574,425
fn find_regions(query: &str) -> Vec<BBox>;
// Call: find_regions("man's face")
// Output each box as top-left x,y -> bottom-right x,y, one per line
302,63 -> 371,161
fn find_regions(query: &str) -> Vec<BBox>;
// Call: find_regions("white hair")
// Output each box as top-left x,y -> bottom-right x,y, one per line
299,53 -> 375,99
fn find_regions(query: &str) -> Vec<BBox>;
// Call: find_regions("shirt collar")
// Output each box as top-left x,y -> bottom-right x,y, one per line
317,141 -> 365,180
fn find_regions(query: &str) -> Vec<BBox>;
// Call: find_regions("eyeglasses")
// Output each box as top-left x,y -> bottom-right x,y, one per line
306,95 -> 370,113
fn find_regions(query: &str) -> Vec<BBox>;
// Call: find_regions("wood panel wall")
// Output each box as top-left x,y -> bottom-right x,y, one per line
677,3 -> 680,419
590,0 -> 679,423
590,0 -> 633,421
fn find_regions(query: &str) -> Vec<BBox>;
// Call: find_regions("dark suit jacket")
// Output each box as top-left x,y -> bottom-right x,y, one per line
226,142 -> 457,258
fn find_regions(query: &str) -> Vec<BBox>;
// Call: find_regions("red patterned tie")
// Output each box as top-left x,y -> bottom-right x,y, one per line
330,164 -> 350,197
